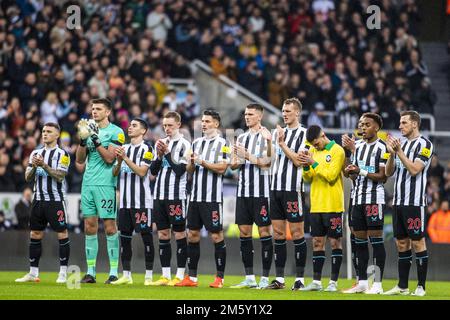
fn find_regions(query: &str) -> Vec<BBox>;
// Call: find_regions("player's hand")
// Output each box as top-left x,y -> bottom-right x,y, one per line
156,139 -> 167,158
234,143 -> 247,159
342,134 -> 356,153
298,150 -> 314,166
345,164 -> 359,175
114,146 -> 125,160
387,135 -> 400,153
77,119 -> 91,144
260,126 -> 272,141
32,154 -> 44,167
87,120 -> 99,135
276,125 -> 285,145
192,153 -> 202,166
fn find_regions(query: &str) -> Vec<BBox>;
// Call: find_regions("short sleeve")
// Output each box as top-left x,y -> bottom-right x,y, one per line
28,150 -> 36,167
379,144 -> 390,166
220,140 -> 231,164
141,145 -> 155,167
57,152 -> 70,172
111,128 -> 125,147
415,141 -> 433,164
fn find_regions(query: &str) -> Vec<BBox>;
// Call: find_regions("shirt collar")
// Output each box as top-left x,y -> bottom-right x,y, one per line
325,140 -> 335,151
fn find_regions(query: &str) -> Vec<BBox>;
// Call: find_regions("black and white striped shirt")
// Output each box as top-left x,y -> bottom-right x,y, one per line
271,126 -> 307,192
191,134 -> 230,203
351,139 -> 388,205
236,130 -> 270,198
154,135 -> 190,200
349,139 -> 364,202
118,141 -> 154,209
28,146 -> 69,201
393,135 -> 434,207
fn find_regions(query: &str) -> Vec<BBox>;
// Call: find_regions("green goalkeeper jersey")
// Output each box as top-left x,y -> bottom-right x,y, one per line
82,122 -> 125,187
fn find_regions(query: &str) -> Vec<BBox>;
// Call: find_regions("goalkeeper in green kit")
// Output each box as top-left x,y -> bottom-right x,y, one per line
76,98 -> 125,284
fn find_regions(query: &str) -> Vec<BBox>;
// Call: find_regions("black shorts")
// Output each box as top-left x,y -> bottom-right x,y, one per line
30,200 -> 67,232
351,204 -> 385,231
187,201 -> 222,233
118,208 -> 152,234
270,191 -> 304,223
310,213 -> 343,239
152,199 -> 187,231
393,206 -> 426,240
235,197 -> 271,227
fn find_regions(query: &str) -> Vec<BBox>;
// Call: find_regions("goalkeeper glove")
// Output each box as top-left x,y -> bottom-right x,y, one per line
88,121 -> 101,148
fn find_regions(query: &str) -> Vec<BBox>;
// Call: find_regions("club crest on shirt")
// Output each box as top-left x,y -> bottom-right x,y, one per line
326,154 -> 331,162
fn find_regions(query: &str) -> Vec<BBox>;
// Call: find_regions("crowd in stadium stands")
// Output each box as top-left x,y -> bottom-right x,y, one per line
0,1 -> 447,242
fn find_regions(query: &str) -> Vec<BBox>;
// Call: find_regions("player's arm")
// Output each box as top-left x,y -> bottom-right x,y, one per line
385,136 -> 397,177
112,158 -> 122,177
201,160 -> 228,175
164,152 -> 186,177
396,148 -> 426,177
75,144 -> 87,165
200,142 -> 230,175
40,152 -> 70,183
25,152 -> 37,182
123,156 -> 149,177
41,164 -> 67,183
279,140 -> 303,168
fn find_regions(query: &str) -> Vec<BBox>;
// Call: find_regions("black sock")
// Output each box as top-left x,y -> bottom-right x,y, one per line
415,250 -> 428,289
331,249 -> 343,282
187,242 -> 200,278
58,238 -> 70,267
293,238 -> 307,277
350,234 -> 359,278
214,240 -> 226,279
29,238 -> 42,268
141,232 -> 154,270
159,239 -> 171,268
312,250 -> 325,281
240,237 -> 254,275
370,237 -> 386,281
274,239 -> 287,278
120,233 -> 132,271
260,236 -> 273,277
355,238 -> 369,281
398,250 -> 412,289
176,238 -> 187,269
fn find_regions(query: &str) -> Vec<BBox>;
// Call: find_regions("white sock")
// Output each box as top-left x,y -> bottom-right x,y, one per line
372,281 -> 382,288
276,277 -> 285,284
30,267 -> 39,277
176,268 -> 185,280
190,276 -> 198,282
313,280 -> 322,285
145,270 -> 153,279
246,275 -> 256,282
359,280 -> 369,287
162,267 -> 171,279
260,276 -> 269,282
123,270 -> 131,278
59,266 -> 67,274
295,277 -> 305,283
356,276 -> 359,282
329,280 -> 336,284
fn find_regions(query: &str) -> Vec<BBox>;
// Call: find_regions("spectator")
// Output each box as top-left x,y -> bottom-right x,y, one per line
146,3 -> 172,43
40,91 -> 60,124
14,187 -> 32,230
427,201 -> 450,244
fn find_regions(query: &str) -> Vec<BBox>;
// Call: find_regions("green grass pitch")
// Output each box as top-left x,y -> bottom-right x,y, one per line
1,272 -> 449,300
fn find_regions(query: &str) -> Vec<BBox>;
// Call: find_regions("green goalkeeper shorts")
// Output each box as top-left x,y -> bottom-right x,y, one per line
81,185 -> 117,219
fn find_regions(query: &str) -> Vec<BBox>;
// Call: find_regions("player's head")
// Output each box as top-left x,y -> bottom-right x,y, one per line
202,109 -> 221,135
306,125 -> 328,151
399,110 -> 421,137
128,118 -> 148,138
356,115 -> 365,137
90,98 -> 113,122
245,103 -> 263,128
162,111 -> 181,137
42,122 -> 60,145
282,98 -> 302,126
360,112 -> 382,141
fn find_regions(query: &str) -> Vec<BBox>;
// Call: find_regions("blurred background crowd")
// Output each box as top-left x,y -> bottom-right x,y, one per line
0,0 -> 448,241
